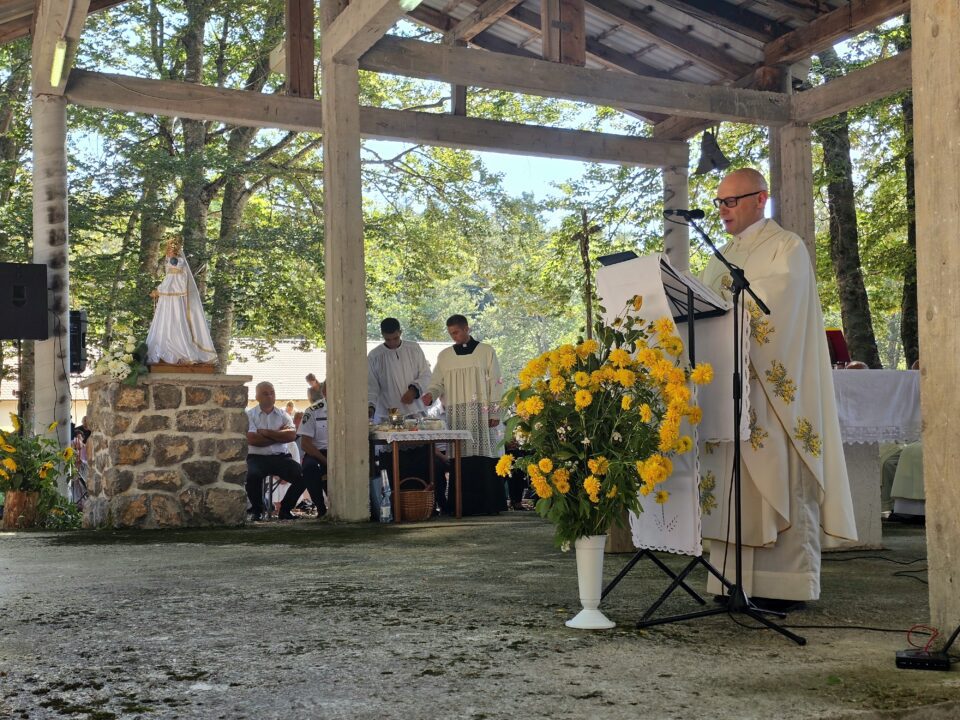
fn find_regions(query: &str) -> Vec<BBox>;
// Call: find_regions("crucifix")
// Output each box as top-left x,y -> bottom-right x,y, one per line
574,208 -> 603,339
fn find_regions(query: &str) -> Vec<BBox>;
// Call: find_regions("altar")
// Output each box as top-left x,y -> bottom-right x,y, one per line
832,369 -> 921,549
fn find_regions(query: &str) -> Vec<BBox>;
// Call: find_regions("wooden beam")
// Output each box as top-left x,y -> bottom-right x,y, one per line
769,123 -> 815,258
362,107 -> 688,166
765,0 -> 911,66
322,0 -> 408,63
65,70 -> 323,131
449,0 -> 523,41
653,66 -> 786,140
912,0 -> 960,635
655,0 -> 793,43
285,0 -> 315,98
541,0 -> 561,62
559,0 -> 586,67
359,36 -> 791,124
792,49 -> 911,123
63,69 -> 686,167
450,38 -> 468,115
32,0 -> 92,96
585,0 -> 754,79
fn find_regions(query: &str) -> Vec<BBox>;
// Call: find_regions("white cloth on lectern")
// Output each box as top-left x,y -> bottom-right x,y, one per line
596,254 -> 704,556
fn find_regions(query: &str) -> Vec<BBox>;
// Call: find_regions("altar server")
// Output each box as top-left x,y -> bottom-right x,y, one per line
367,318 -> 433,422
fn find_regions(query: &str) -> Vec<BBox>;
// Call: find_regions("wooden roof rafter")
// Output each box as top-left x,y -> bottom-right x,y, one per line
583,0 -> 754,80
654,0 -> 794,43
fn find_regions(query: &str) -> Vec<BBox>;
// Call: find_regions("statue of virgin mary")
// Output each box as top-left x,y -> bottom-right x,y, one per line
146,237 -> 218,365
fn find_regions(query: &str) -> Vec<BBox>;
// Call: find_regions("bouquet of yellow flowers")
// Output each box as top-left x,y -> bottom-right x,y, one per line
498,296 -> 713,546
0,415 -> 75,493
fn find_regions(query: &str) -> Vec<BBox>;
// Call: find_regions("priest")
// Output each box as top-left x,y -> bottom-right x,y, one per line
700,168 -> 857,612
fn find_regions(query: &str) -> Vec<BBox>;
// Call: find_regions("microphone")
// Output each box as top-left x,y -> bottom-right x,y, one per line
663,208 -> 705,220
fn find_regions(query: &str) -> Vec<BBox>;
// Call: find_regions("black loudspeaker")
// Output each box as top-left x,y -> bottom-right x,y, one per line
69,309 -> 88,373
0,263 -> 49,340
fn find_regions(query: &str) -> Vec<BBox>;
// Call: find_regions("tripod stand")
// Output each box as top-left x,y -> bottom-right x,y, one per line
632,215 -> 806,646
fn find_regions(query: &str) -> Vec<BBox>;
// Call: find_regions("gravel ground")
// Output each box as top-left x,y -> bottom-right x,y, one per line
1,515 -> 958,719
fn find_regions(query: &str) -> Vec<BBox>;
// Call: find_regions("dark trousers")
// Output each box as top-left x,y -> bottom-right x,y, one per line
302,454 -> 328,514
245,453 -> 305,514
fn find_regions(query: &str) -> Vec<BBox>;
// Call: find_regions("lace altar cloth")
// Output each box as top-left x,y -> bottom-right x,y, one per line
832,369 -> 920,444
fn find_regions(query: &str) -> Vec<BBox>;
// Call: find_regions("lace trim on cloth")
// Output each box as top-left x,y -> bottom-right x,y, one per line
840,425 -> 921,445
446,402 -> 500,457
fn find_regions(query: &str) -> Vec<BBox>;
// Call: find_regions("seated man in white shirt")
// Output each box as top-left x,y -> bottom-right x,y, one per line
297,381 -> 329,517
245,381 -> 320,521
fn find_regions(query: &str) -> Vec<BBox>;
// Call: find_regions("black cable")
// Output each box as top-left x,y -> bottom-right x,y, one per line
892,569 -> 928,585
734,622 -> 933,635
824,555 -> 926,565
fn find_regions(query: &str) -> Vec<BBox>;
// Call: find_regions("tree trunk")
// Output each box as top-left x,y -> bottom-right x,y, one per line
895,21 -> 918,369
180,0 -> 211,292
209,177 -> 251,366
814,48 -> 881,369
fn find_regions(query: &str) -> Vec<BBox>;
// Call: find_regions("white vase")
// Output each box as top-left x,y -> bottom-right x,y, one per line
565,534 -> 616,630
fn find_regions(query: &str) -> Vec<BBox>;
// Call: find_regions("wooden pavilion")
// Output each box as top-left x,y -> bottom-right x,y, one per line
1,0 -> 956,631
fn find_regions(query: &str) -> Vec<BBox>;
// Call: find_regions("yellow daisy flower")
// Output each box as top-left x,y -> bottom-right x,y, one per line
574,389 -> 593,411
496,454 -> 514,477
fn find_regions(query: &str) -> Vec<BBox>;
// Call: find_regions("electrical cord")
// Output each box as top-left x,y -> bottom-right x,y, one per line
823,554 -> 925,565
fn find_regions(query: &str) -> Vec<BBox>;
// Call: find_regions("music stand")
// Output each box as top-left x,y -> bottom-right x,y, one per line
630,214 -> 805,646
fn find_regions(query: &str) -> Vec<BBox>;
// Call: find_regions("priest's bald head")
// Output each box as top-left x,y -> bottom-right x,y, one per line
714,168 -> 769,237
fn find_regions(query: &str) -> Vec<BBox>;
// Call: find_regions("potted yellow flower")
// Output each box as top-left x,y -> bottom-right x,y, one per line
0,415 -> 76,529
498,296 -> 712,628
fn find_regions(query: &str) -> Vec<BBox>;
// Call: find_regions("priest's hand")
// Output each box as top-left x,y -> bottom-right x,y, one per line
421,392 -> 433,406
401,388 -> 416,404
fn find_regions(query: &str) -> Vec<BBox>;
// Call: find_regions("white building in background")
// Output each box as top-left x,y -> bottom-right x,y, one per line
0,339 -> 449,429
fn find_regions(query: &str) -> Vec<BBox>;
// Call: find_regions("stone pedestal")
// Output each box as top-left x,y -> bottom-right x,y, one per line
80,374 -> 252,529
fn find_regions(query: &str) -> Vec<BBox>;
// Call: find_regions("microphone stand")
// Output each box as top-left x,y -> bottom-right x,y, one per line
635,212 -> 805,646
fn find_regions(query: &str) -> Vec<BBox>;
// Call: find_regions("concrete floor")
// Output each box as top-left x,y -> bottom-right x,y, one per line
0,515 -> 958,719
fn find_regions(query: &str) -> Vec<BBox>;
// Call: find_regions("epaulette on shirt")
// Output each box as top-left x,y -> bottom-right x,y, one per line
302,399 -> 325,422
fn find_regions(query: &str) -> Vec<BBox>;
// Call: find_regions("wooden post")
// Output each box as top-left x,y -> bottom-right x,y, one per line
451,38 -> 467,116
31,90 -> 72,490
286,0 -> 315,98
662,160 -> 690,272
912,0 -> 960,636
541,0 -> 584,66
769,123 -> 815,262
322,0 -> 371,521
541,0 -> 561,62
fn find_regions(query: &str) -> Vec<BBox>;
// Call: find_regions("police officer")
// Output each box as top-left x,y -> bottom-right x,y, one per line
297,380 -> 329,517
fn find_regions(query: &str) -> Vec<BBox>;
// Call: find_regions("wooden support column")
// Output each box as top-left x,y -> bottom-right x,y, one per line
286,0 -> 315,98
322,1 -> 370,521
769,123 -> 815,261
912,0 -> 960,635
30,91 -> 72,475
662,160 -> 690,272
450,38 -> 467,116
541,0 -> 585,65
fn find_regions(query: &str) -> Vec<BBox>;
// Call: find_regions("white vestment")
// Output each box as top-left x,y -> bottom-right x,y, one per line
367,340 -> 433,422
700,219 -> 857,601
146,254 -> 217,365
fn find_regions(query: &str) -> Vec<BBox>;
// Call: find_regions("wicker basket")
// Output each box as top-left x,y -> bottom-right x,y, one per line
399,477 -> 435,522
